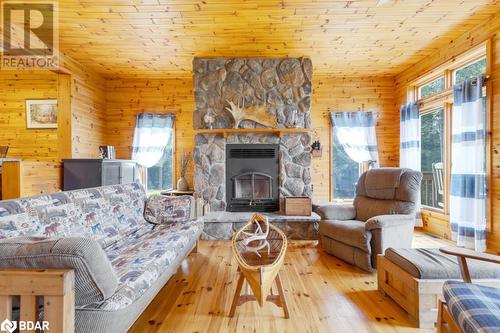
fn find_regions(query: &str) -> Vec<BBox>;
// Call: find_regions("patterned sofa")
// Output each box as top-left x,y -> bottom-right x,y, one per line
0,183 -> 203,333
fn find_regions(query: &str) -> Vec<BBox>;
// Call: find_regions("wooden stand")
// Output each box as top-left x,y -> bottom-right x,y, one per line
377,254 -> 500,328
0,269 -> 75,333
229,270 -> 289,318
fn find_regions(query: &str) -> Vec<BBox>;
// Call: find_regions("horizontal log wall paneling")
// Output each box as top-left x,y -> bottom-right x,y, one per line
0,72 -> 59,161
105,78 -> 195,188
394,12 -> 500,253
311,75 -> 398,201
0,54 -> 107,198
1,161 -> 62,199
61,55 -> 107,158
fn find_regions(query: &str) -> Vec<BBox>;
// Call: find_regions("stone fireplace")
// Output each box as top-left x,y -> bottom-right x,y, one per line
193,57 -> 313,213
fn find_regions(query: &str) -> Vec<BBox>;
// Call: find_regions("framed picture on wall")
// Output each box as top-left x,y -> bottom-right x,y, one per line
26,99 -> 58,129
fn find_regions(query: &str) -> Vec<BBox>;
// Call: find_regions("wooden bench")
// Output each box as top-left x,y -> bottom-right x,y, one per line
0,269 -> 75,333
377,254 -> 500,328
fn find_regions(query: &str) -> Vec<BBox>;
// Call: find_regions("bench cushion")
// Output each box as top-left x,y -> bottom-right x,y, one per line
0,236 -> 118,306
385,248 -> 500,279
443,281 -> 500,333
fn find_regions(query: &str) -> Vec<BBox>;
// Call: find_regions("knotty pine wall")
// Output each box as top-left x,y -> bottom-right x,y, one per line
62,55 -> 107,158
311,75 -> 398,201
105,78 -> 196,187
105,75 -> 398,201
0,72 -> 59,161
0,55 -> 107,197
394,12 -> 500,253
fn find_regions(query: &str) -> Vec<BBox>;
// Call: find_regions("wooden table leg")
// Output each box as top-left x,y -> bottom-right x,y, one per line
275,273 -> 289,319
229,272 -> 245,317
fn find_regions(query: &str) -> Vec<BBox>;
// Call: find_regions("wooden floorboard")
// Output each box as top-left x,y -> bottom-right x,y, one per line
129,232 -> 448,332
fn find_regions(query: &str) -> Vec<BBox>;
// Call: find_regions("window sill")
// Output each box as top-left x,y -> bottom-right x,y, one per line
420,208 -> 449,221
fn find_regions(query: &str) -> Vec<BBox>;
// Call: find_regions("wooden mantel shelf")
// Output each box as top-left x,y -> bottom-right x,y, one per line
194,128 -> 310,138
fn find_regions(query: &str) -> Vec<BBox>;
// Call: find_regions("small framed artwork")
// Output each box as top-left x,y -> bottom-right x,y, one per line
26,99 -> 58,129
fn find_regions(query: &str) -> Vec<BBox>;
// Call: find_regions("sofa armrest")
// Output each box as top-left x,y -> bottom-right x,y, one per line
365,214 -> 415,231
0,237 -> 117,306
144,195 -> 195,224
440,247 -> 500,283
314,203 -> 356,220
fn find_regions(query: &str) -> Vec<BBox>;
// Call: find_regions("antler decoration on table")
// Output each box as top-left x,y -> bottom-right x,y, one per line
225,98 -> 278,129
241,214 -> 270,257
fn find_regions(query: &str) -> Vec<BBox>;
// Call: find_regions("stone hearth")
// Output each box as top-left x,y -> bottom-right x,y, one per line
200,211 -> 320,240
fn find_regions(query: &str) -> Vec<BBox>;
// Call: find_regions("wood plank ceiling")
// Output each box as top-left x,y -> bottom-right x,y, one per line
57,0 -> 500,78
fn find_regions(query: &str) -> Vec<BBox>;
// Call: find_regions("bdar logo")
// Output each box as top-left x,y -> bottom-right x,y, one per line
0,319 -> 17,333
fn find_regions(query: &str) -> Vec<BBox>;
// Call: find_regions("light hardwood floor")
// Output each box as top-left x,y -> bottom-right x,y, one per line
129,232 -> 448,333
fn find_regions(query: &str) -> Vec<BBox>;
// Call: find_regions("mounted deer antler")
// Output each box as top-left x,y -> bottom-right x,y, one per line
225,99 -> 277,129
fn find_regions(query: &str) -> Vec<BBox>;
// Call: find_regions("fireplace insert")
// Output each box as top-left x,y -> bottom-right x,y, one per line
226,144 -> 279,212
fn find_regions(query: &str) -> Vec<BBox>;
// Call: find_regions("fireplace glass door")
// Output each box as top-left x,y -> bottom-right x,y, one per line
233,172 -> 272,200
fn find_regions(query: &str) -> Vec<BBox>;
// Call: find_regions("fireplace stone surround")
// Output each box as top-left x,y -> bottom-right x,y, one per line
194,133 -> 312,212
193,57 -> 313,217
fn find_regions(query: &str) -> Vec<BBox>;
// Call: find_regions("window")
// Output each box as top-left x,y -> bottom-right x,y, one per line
420,108 -> 445,209
146,133 -> 174,194
332,133 -> 361,199
453,58 -> 486,85
418,77 -> 445,99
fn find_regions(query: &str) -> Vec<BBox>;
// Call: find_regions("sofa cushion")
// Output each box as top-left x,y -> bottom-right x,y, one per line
0,200 -> 41,239
384,248 -> 500,279
319,219 -> 371,252
0,183 -> 147,248
443,281 -> 500,333
0,236 -> 118,306
144,195 -> 194,224
85,218 -> 203,311
66,184 -> 147,247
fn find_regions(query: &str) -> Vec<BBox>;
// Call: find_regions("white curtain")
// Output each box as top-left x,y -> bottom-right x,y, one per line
329,112 -> 379,167
132,113 -> 174,168
400,102 -> 422,225
450,76 -> 487,252
400,102 -> 421,170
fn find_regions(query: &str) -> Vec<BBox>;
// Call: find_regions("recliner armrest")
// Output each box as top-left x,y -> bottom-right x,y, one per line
365,214 -> 415,230
314,203 -> 356,220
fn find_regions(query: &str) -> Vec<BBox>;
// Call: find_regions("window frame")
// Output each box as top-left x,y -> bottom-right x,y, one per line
452,57 -> 487,86
145,122 -> 176,194
330,127 -> 364,201
406,40 -> 491,229
417,76 -> 445,100
418,106 -> 446,212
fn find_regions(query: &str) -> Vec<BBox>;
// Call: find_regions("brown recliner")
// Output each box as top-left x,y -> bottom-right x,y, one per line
315,168 -> 422,272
